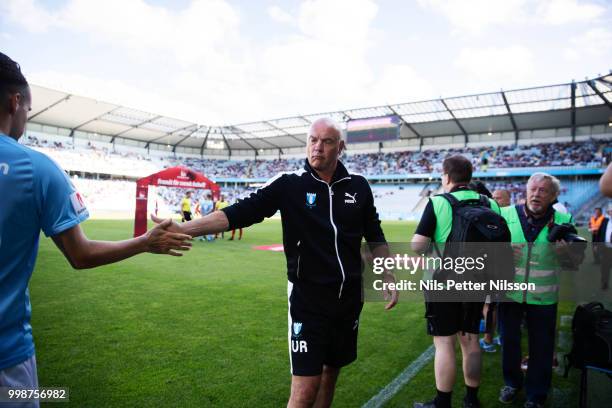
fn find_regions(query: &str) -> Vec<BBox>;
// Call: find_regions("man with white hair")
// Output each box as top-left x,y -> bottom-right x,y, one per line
497,173 -> 574,408
152,117 -> 398,408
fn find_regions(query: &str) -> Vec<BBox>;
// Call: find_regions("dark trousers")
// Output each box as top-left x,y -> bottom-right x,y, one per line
600,247 -> 612,290
498,302 -> 558,404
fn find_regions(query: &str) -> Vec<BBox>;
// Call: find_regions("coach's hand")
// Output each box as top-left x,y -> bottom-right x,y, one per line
151,214 -> 184,233
382,271 -> 399,310
146,218 -> 192,256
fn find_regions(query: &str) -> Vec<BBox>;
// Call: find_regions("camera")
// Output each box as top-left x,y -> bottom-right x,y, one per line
547,223 -> 587,268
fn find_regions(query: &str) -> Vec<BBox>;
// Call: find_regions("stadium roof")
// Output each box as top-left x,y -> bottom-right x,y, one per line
28,74 -> 612,152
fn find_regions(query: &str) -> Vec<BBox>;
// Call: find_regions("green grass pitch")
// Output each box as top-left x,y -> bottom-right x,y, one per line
30,219 -> 579,407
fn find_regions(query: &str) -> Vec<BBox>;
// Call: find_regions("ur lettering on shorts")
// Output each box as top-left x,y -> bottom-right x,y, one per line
287,280 -> 363,376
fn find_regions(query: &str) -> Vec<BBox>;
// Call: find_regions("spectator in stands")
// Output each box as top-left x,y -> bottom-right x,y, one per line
0,51 -> 192,398
497,173 -> 574,407
181,191 -> 193,222
589,207 -> 605,263
492,190 -> 511,207
593,203 -> 612,290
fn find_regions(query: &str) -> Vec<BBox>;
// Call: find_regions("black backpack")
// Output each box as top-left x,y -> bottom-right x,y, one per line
564,302 -> 612,376
432,193 -> 513,291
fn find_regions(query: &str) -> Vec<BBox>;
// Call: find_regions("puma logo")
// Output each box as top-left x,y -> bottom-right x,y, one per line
344,192 -> 357,204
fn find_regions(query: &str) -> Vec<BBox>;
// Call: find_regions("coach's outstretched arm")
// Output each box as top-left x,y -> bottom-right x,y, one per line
151,210 -> 230,238
52,219 -> 193,270
152,175 -> 283,237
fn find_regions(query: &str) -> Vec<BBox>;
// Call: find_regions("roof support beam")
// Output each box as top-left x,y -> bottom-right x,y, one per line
28,95 -> 71,121
587,79 -> 612,111
70,106 -> 121,132
570,81 -> 577,142
145,123 -> 198,148
440,98 -> 468,145
264,121 -> 307,147
219,129 -> 232,158
500,91 -> 519,144
200,127 -> 212,156
387,105 -> 422,142
173,125 -> 202,152
111,115 -> 163,142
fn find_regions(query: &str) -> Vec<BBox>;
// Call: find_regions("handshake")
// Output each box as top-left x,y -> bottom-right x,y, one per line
143,215 -> 192,256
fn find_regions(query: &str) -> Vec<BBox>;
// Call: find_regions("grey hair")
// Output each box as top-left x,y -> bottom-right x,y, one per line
307,117 -> 347,142
527,172 -> 561,196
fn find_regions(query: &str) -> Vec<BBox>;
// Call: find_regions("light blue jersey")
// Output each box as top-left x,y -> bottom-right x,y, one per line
201,199 -> 213,215
0,135 -> 89,370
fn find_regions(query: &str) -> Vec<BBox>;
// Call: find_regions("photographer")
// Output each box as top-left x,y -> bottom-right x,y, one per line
497,173 -> 575,408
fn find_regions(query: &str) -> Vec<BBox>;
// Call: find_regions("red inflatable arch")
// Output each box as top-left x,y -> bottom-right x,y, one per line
133,166 -> 221,237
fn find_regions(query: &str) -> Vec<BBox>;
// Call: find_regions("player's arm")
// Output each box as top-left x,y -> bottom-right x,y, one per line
411,200 -> 435,253
51,220 -> 193,270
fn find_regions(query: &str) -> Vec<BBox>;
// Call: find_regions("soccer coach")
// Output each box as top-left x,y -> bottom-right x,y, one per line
0,53 -> 192,405
153,117 -> 398,407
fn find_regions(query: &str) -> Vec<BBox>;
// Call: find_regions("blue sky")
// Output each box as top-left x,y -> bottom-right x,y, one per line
1,0 -> 610,124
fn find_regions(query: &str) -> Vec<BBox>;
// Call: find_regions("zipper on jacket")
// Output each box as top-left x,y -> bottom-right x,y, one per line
310,173 -> 351,298
296,240 -> 301,279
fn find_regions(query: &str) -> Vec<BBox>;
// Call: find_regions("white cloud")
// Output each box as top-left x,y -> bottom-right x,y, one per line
536,0 -> 606,25
369,65 -> 435,104
454,46 -> 535,81
563,27 -> 612,61
267,5 -> 295,25
3,0 -> 436,124
417,0 -> 528,34
418,0 -> 607,34
1,0 -> 54,33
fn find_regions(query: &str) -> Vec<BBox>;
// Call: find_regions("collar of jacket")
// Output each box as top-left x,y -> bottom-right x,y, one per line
303,158 -> 351,184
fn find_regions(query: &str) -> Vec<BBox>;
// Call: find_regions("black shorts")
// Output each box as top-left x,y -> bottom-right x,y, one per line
182,211 -> 192,221
425,301 -> 484,336
287,280 -> 363,376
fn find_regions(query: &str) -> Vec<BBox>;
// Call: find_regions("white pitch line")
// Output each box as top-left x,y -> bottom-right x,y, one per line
362,344 -> 435,408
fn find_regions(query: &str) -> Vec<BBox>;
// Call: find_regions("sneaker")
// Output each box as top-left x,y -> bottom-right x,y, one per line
479,338 -> 497,353
521,356 -> 529,371
524,401 -> 544,408
493,336 -> 502,346
499,386 -> 519,404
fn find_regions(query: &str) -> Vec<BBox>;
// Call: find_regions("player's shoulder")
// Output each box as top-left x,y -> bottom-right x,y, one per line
5,141 -> 62,174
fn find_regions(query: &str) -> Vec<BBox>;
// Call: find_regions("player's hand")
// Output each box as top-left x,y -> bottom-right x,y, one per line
382,271 -> 399,310
151,213 -> 183,234
146,218 -> 192,256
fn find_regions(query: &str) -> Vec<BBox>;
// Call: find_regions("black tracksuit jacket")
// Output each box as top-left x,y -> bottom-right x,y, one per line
222,159 -> 386,298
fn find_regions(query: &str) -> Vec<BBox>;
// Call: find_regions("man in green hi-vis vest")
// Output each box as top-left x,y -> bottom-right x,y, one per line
412,155 -> 501,408
497,173 -> 573,408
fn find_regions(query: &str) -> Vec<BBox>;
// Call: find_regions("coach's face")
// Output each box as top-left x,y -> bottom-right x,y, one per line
307,121 -> 344,174
526,178 -> 556,215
